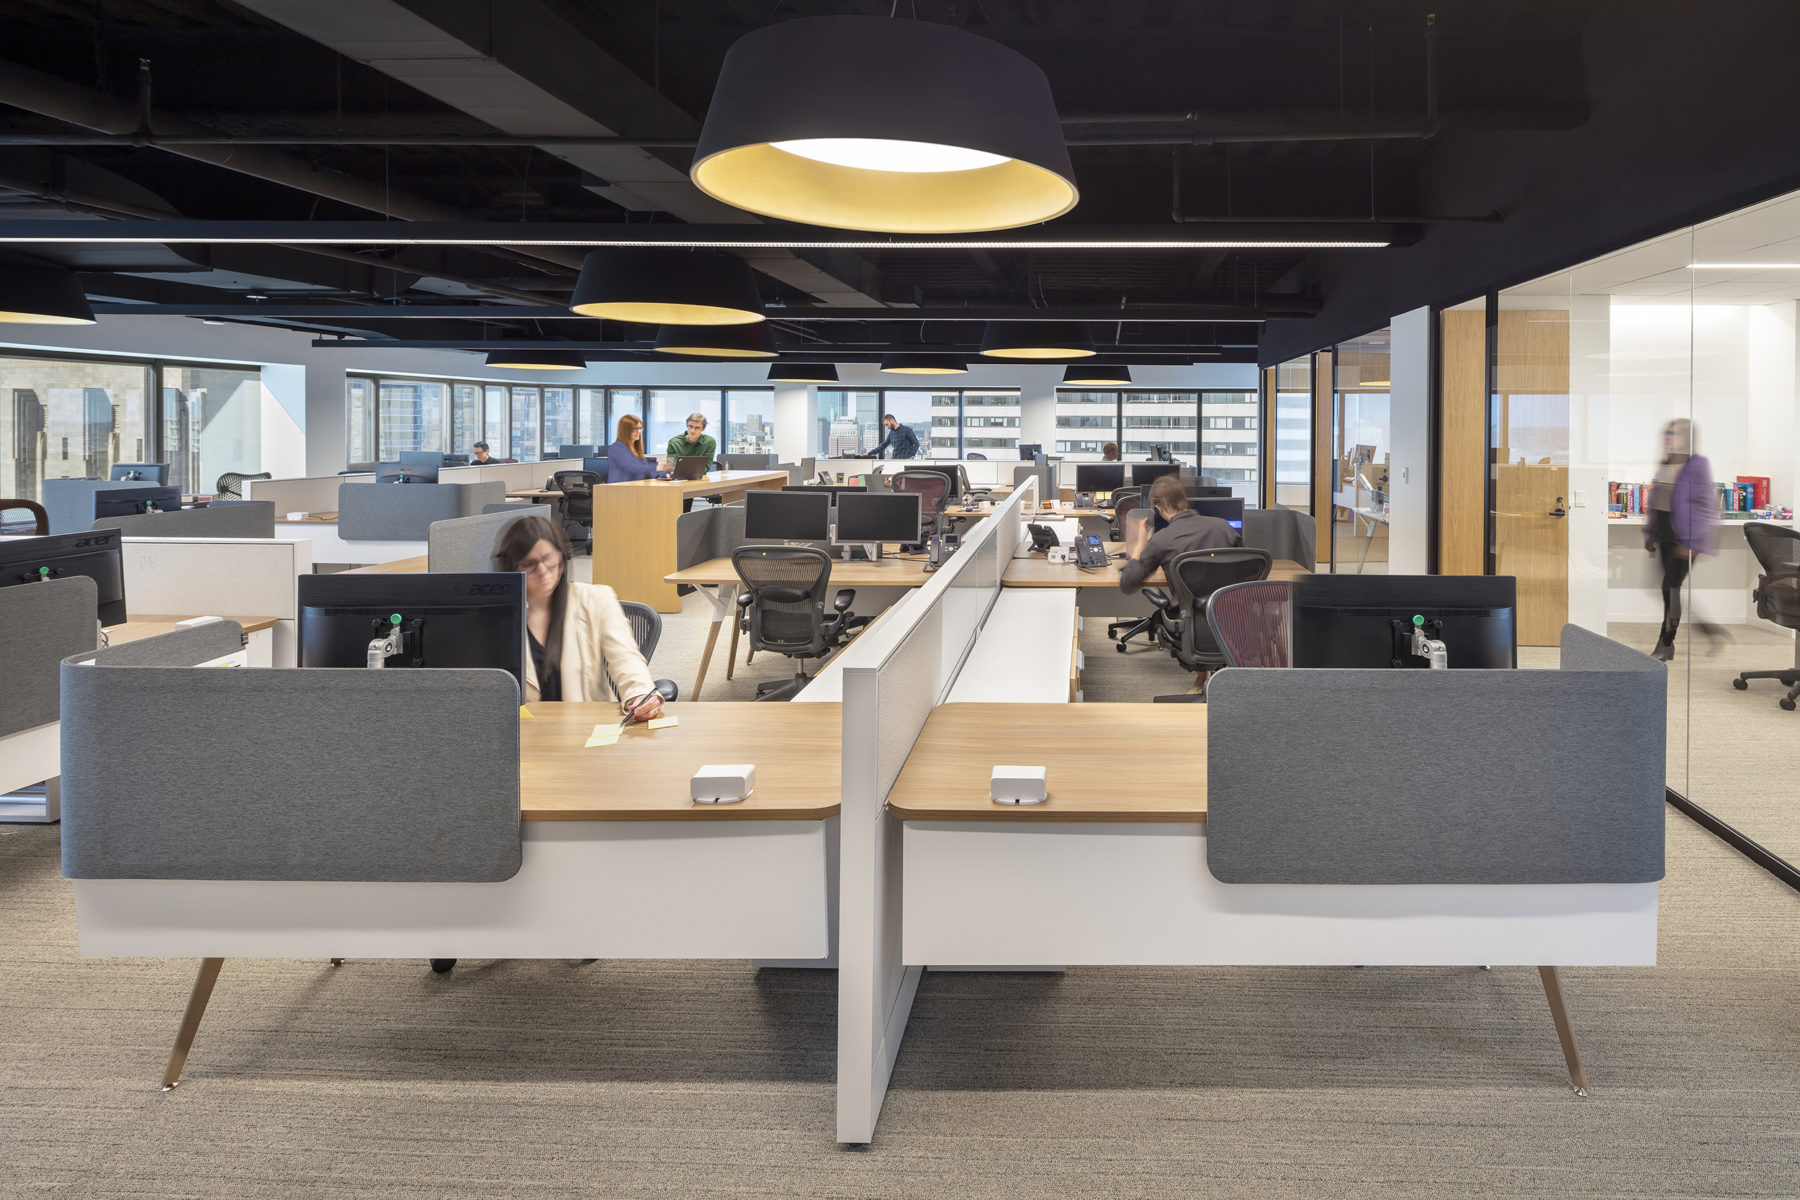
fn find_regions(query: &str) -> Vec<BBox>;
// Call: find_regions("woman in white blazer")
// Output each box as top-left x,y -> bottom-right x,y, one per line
492,514 -> 664,719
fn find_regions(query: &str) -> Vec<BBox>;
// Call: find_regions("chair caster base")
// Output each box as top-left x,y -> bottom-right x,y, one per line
1571,1084 -> 1590,1098
1732,677 -> 1749,690
429,958 -> 456,974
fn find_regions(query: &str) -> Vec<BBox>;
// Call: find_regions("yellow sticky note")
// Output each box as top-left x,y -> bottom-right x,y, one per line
519,706 -> 533,719
584,732 -> 620,749
647,714 -> 679,730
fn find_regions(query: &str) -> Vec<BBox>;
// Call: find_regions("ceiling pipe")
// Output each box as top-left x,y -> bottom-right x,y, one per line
0,59 -> 583,276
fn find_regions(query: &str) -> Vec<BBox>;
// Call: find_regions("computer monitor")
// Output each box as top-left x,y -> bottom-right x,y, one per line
1033,452 -> 1050,467
398,451 -> 440,484
1188,485 -> 1233,499
374,461 -> 403,484
109,462 -> 169,484
297,572 -> 526,687
782,485 -> 868,502
582,456 -> 611,483
745,489 -> 831,542
1291,574 -> 1517,670
0,528 -> 127,626
1018,443 -> 1043,461
1147,444 -> 1172,462
834,491 -> 922,545
92,485 -> 181,518
1190,496 -> 1245,530
558,444 -> 601,459
1075,464 -> 1126,495
720,453 -> 776,470
1131,462 -> 1179,489
441,453 -> 470,467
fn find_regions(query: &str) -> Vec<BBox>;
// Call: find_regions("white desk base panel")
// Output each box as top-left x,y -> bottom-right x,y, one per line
75,817 -> 836,961
902,823 -> 1658,967
0,722 -> 60,823
279,524 -> 427,567
946,589 -> 1076,703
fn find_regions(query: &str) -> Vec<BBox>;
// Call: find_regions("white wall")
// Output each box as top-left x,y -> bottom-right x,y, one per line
1385,306 -> 1431,574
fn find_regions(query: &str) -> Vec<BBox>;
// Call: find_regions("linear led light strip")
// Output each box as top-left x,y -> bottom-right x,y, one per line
1689,262 -> 1800,269
0,234 -> 1388,250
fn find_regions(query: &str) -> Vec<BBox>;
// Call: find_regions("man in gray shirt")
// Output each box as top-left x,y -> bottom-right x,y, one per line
1118,475 -> 1242,593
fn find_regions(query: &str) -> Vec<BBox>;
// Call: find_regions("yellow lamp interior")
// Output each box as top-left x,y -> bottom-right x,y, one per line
569,300 -> 765,325
982,345 -> 1097,359
693,143 -> 1077,234
486,360 -> 584,370
882,365 -> 966,374
0,310 -> 97,325
655,344 -> 777,359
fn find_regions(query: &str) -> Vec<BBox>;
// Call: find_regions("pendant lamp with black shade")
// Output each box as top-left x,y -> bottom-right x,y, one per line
1061,362 -> 1133,386
569,249 -> 765,325
654,322 -> 778,358
484,349 -> 587,371
880,352 -> 967,375
979,321 -> 1096,359
0,261 -> 96,325
767,362 -> 840,383
692,16 -> 1077,233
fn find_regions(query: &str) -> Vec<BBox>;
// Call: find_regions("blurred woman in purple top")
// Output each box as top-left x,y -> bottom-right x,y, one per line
1644,418 -> 1723,659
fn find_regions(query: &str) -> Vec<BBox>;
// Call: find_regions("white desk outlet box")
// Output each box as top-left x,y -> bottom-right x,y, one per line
692,763 -> 754,805
991,765 -> 1048,806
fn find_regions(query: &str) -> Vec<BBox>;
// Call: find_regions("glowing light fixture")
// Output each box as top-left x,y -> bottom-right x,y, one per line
766,362 -> 840,383
569,249 -> 764,325
979,320 -> 1096,359
654,322 -> 777,358
692,16 -> 1076,233
0,261 -> 96,325
880,352 -> 967,375
1061,363 -> 1133,386
484,349 -> 587,371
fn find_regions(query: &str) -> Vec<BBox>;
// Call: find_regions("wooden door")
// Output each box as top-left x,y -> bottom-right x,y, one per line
1492,310 -> 1570,645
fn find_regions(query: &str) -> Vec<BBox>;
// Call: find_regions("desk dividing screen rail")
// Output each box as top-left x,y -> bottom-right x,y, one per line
94,502 -> 277,540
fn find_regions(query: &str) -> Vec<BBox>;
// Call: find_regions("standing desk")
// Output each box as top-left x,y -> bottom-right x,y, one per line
592,470 -> 788,612
665,547 -> 937,698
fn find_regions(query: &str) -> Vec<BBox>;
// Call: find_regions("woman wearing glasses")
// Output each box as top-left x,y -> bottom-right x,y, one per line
607,412 -> 670,481
491,514 -> 664,720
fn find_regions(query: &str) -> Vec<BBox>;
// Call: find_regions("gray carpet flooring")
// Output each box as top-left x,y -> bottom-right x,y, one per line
5,577 -> 1798,1198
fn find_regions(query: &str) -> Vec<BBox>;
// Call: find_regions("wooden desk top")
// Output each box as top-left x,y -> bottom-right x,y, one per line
947,505 -> 1109,520
888,703 -> 1207,822
1001,543 -> 1308,589
666,547 -> 934,588
275,511 -> 338,524
345,554 -> 429,574
109,615 -> 280,644
506,488 -> 559,499
519,701 -> 841,821
597,469 -> 787,499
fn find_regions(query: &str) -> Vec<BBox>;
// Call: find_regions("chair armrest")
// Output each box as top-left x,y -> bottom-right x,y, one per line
735,590 -> 755,608
1142,587 -> 1176,613
653,678 -> 679,702
833,589 -> 856,612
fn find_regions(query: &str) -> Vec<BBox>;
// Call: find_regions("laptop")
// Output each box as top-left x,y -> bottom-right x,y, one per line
671,455 -> 711,481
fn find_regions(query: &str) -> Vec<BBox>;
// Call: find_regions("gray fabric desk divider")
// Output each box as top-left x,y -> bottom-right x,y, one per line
337,481 -> 505,541
428,505 -> 550,574
92,501 -> 276,539
74,619 -> 248,669
0,577 -> 99,736
59,663 -> 521,883
1204,624 -> 1666,885
675,503 -> 748,571
1241,507 -> 1316,570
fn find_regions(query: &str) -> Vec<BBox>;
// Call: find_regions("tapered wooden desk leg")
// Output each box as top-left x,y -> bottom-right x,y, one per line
330,958 -> 343,966
160,957 -> 224,1091
1538,965 -> 1589,1097
692,585 -> 732,700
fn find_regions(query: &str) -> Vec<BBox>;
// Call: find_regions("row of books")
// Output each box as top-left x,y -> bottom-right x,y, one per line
1608,476 -> 1772,515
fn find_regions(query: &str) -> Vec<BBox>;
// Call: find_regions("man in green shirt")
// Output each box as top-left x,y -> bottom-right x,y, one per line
666,412 -> 717,464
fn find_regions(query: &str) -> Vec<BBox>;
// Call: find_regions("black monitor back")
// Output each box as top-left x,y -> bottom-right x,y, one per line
745,489 -> 831,540
110,462 -> 169,484
0,528 -> 127,626
1189,485 -> 1233,499
1132,463 -> 1179,489
1292,574 -> 1517,670
93,485 -> 180,518
374,462 -> 403,483
398,451 -> 440,483
558,444 -> 601,459
1076,464 -> 1126,493
1191,497 -> 1245,527
297,572 -> 526,686
835,491 -> 922,544
582,456 -> 611,483
1018,443 -> 1043,461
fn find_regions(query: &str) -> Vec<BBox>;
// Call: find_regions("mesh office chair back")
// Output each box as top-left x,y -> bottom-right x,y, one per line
605,600 -> 665,701
1744,521 -> 1800,625
892,472 -> 951,535
1164,548 -> 1274,671
1205,579 -> 1296,668
732,545 -> 835,657
552,471 -> 600,523
215,471 -> 272,501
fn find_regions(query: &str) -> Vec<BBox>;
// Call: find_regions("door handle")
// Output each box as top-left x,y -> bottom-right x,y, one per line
1549,497 -> 1567,518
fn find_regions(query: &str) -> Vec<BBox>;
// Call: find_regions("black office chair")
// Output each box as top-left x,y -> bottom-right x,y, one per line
552,470 -> 600,552
966,452 -> 987,460
892,471 -> 951,541
732,545 -> 867,701
1108,490 -> 1145,543
215,471 -> 272,501
1733,521 -> 1800,710
608,600 -> 680,703
1143,548 -> 1273,690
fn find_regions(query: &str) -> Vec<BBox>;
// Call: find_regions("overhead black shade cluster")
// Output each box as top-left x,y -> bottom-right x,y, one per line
880,352 -> 967,375
1061,363 -> 1134,386
766,362 -> 840,383
568,248 -> 765,326
979,321 -> 1096,359
0,261 -> 97,325
483,349 -> 587,371
692,16 -> 1077,233
654,322 -> 778,359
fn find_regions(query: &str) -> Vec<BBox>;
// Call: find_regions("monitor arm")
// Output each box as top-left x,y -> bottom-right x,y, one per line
366,614 -> 406,669
1409,624 -> 1449,670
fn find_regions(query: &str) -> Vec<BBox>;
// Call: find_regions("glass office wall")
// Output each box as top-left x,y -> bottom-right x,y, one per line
0,353 -> 154,501
162,364 -> 261,495
1329,332 -> 1393,573
819,390 -> 881,455
1272,358 -> 1313,510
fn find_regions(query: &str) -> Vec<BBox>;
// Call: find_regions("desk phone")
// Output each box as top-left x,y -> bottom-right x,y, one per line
1074,533 -> 1108,569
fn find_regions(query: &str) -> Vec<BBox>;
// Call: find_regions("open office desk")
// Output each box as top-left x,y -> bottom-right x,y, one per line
274,513 -> 428,568
592,470 -> 788,612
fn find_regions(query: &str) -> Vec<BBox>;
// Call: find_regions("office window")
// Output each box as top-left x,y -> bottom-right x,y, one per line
163,364 -> 262,496
0,353 -> 154,502
648,390 -> 721,457
511,386 -> 541,462
345,377 -> 376,467
879,391 -> 949,459
484,384 -> 510,458
576,388 -> 606,446
1054,390 -> 1120,460
725,389 -> 775,454
959,390 -> 1019,455
1122,391 -> 1198,462
1199,390 -> 1260,501
377,378 -> 446,458
1272,357 -> 1312,510
818,390 -> 881,456
605,388 -> 642,443
451,384 -> 482,455
542,386 -> 575,453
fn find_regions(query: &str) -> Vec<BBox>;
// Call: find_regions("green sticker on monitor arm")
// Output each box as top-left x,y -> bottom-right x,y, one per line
1412,614 -> 1424,626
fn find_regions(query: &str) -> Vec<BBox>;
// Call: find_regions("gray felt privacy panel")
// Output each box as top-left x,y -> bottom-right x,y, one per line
93,501 -> 276,539
69,620 -> 247,670
60,667 -> 521,883
1204,626 -> 1666,885
0,576 -> 98,736
428,505 -> 550,574
1240,507 -> 1316,570
338,482 -> 505,540
676,503 -> 748,570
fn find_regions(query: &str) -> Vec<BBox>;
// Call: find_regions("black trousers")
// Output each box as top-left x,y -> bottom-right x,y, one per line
1651,508 -> 1688,640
